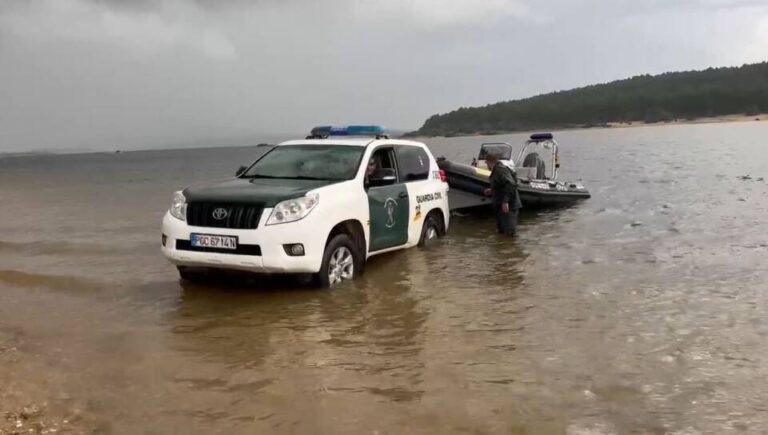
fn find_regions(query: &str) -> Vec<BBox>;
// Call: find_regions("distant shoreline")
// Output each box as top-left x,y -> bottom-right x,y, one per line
603,113 -> 767,129
2,116 -> 766,159
0,143 -> 275,160
407,62 -> 768,140
407,113 -> 768,139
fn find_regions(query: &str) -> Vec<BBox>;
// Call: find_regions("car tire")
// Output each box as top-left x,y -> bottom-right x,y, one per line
418,213 -> 442,247
317,233 -> 360,288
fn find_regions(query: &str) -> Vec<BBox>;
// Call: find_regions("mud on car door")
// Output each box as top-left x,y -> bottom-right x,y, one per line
366,147 -> 409,251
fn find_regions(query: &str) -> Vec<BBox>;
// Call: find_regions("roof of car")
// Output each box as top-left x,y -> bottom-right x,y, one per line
277,138 -> 427,147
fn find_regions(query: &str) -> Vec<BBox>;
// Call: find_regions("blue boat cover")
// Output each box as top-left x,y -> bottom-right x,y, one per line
530,133 -> 554,141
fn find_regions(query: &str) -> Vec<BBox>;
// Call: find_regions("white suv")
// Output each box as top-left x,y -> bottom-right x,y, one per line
161,126 -> 450,287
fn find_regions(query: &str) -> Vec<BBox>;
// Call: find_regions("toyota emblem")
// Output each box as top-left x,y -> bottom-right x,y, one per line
212,208 -> 228,220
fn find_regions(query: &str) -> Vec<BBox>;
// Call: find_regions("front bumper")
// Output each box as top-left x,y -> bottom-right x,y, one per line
161,211 -> 325,273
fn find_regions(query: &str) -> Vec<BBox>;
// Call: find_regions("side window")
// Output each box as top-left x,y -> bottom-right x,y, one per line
395,146 -> 430,182
369,147 -> 397,172
365,147 -> 399,186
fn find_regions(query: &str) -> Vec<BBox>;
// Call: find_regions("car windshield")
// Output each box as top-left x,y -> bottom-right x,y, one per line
242,145 -> 364,181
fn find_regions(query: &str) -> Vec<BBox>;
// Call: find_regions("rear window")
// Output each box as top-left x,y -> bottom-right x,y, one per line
395,146 -> 430,182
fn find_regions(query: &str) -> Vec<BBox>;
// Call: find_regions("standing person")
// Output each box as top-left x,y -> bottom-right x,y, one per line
483,153 -> 522,236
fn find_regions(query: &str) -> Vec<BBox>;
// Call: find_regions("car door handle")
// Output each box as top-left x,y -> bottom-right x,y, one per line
398,192 -> 408,199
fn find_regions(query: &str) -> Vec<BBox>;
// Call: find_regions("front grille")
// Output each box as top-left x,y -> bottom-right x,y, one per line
176,240 -> 262,256
186,202 -> 263,229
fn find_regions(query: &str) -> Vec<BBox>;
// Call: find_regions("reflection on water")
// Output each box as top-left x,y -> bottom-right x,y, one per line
2,122 -> 768,433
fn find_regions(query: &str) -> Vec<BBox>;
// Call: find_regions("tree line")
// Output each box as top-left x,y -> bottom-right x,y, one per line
408,62 -> 768,137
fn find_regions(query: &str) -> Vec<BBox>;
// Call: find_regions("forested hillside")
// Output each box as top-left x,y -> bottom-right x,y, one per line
411,62 -> 768,137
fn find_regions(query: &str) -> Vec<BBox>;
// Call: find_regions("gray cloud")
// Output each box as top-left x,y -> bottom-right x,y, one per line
83,0 -> 283,13
0,0 -> 766,152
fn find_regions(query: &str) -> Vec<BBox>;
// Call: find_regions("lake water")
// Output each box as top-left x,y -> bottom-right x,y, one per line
1,122 -> 768,434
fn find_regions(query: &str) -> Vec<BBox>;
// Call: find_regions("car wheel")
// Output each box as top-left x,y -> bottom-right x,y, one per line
418,213 -> 442,247
318,234 -> 360,288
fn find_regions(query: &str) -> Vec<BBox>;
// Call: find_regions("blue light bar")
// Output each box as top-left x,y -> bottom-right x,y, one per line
310,125 -> 388,137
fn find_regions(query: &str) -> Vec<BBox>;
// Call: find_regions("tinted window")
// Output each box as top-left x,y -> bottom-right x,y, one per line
395,146 -> 430,182
242,145 -> 364,181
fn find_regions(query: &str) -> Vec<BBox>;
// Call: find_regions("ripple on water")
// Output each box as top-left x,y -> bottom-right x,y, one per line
1,125 -> 768,433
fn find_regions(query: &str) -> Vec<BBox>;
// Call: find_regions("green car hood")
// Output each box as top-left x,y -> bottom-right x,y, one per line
183,178 -> 335,207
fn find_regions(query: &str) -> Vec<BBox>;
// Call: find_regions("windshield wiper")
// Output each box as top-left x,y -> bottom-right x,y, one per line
244,174 -> 344,181
291,175 -> 330,181
243,174 -> 284,179
285,176 -> 343,181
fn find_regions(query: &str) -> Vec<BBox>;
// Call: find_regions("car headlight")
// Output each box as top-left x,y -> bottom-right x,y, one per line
170,191 -> 187,221
266,193 -> 319,225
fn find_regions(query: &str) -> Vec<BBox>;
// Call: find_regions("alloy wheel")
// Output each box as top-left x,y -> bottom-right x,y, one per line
425,225 -> 438,240
327,246 -> 354,285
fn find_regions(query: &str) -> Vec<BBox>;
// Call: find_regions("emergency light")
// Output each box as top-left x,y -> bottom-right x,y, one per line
309,125 -> 388,138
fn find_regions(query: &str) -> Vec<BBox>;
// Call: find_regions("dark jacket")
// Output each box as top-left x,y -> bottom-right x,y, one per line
490,162 -> 523,209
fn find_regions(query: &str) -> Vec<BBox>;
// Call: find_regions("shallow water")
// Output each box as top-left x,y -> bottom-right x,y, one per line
2,122 -> 768,434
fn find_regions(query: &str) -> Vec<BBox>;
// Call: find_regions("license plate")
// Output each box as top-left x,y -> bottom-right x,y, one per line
190,233 -> 238,250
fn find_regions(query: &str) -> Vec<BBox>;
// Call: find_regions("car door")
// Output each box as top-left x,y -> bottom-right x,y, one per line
394,144 -> 435,237
367,146 -> 409,251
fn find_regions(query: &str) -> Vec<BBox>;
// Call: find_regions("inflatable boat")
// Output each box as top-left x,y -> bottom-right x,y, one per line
438,133 -> 590,210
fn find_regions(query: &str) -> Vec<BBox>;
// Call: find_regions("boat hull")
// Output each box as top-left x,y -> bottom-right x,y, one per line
437,159 -> 590,210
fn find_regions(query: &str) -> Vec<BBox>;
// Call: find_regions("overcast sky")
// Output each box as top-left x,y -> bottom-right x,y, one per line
1,0 -> 766,152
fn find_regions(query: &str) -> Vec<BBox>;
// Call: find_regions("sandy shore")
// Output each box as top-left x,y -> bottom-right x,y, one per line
411,113 -> 768,138
605,113 -> 767,129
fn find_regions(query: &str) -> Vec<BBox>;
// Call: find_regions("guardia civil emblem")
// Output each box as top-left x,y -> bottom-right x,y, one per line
384,198 -> 398,228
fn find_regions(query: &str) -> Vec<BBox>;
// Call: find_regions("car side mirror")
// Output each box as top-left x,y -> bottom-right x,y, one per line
368,168 -> 397,187
235,166 -> 247,177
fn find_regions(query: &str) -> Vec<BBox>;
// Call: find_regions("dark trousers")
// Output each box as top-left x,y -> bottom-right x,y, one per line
493,202 -> 518,235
